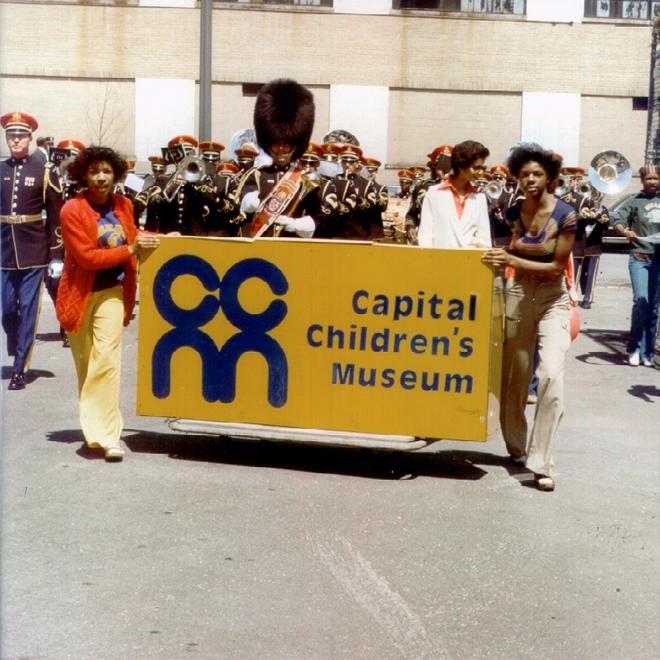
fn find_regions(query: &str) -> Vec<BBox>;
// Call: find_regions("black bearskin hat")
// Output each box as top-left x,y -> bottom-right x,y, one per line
254,79 -> 315,161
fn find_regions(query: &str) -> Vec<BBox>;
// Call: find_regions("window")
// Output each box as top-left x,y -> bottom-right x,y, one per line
394,0 -> 525,13
217,0 -> 333,6
242,83 -> 264,97
584,1 -> 660,19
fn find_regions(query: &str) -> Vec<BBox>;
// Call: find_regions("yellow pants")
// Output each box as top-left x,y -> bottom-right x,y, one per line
68,286 -> 124,450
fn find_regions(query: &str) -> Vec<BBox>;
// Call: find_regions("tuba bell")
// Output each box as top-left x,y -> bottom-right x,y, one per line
587,150 -> 632,194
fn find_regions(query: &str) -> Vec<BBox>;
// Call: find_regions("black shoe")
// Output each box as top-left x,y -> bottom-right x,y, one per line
62,336 -> 70,348
8,373 -> 26,390
582,301 -> 592,309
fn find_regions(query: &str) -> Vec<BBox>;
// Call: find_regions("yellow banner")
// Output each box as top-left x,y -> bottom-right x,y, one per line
137,237 -> 502,441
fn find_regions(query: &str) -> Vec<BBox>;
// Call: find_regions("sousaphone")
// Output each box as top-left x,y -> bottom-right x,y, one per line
588,150 -> 631,194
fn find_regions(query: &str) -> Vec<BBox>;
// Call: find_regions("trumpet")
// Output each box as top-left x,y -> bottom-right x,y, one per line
162,154 -> 207,202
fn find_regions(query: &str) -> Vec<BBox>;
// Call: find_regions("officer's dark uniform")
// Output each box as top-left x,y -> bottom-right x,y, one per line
1,113 -> 64,388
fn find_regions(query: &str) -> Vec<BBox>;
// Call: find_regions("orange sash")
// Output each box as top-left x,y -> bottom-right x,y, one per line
250,167 -> 304,238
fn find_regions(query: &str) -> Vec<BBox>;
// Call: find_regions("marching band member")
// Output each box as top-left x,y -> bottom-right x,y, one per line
148,155 -> 167,178
335,144 -> 384,240
57,139 -> 86,200
488,164 -> 515,247
361,156 -> 389,238
577,190 -> 610,308
482,145 -> 576,491
146,135 -> 203,235
300,143 -> 342,239
332,144 -> 360,226
235,143 -> 259,172
240,78 -> 332,239
418,140 -> 491,249
1,112 -> 64,390
406,145 -> 452,241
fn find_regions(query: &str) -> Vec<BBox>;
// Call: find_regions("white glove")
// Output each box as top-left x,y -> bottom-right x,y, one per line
48,260 -> 64,278
276,215 -> 316,238
240,190 -> 260,215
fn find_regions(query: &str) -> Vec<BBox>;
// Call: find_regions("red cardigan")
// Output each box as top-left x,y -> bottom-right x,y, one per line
56,193 -> 138,333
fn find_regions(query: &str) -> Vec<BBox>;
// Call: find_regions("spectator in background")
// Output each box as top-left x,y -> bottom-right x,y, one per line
611,164 -> 660,367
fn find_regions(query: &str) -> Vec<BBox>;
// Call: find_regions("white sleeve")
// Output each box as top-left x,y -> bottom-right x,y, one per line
474,193 -> 492,248
417,191 -> 434,247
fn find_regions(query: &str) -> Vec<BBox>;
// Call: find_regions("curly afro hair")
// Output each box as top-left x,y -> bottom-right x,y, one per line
507,146 -> 562,182
66,146 -> 128,184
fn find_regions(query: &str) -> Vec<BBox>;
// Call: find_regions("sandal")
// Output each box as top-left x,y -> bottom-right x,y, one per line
535,474 -> 555,491
104,447 -> 125,462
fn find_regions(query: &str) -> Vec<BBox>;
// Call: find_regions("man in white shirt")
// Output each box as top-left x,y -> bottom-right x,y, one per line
418,140 -> 492,249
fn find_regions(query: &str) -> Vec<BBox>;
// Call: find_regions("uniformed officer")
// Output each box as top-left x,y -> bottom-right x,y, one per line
1,112 -> 64,389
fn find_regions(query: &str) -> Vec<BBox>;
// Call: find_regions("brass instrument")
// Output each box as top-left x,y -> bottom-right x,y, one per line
162,154 -> 206,202
272,166 -> 321,237
588,150 -> 632,194
484,180 -> 503,200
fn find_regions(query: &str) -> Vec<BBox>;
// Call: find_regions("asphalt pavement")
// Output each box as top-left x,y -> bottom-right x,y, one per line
1,252 -> 658,660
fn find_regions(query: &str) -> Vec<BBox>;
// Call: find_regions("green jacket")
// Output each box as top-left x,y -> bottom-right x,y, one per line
611,192 -> 660,255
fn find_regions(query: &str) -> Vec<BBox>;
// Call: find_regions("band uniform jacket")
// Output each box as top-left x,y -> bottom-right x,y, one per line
560,190 -> 592,257
1,152 -> 64,269
194,173 -> 243,237
334,174 -> 385,240
240,165 -> 337,238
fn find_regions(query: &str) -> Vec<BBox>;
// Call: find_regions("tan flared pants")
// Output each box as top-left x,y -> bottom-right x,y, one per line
500,274 -> 571,477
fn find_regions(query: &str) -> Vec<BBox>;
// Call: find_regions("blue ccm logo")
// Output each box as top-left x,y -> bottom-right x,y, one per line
151,255 -> 289,407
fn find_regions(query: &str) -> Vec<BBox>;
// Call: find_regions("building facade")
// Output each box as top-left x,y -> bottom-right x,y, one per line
0,0 -> 653,184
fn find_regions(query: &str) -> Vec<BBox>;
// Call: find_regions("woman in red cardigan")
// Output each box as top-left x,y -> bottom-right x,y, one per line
56,147 -> 159,461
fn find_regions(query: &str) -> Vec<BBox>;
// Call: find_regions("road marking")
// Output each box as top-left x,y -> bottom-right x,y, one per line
310,532 -> 449,660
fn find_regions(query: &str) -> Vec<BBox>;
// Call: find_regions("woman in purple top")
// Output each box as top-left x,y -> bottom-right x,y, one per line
482,146 -> 576,491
